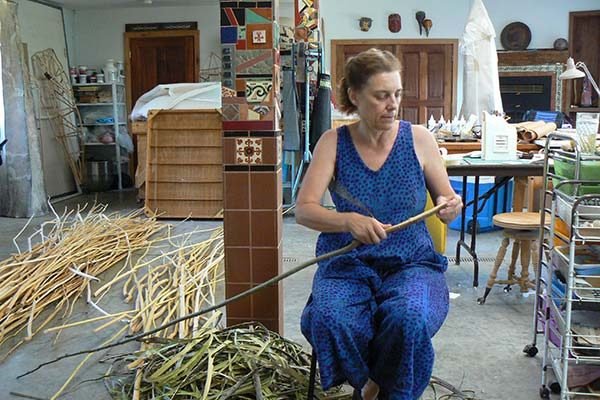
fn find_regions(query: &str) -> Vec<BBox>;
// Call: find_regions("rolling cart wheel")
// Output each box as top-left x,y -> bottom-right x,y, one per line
503,284 -> 512,293
523,344 -> 538,357
539,386 -> 550,399
549,382 -> 561,394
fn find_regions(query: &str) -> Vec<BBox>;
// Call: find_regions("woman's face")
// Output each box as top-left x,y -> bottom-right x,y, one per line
349,70 -> 402,131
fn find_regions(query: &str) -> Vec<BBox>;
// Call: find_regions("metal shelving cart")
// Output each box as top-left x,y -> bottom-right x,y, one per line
525,133 -> 600,399
73,82 -> 128,190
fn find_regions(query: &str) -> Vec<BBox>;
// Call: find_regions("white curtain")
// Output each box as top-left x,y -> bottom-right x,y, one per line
459,0 -> 503,122
0,0 -> 47,217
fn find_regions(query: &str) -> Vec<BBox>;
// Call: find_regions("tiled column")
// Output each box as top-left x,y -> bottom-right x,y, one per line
220,0 -> 283,333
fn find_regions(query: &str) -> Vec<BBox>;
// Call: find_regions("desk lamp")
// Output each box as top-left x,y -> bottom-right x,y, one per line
559,57 -> 600,97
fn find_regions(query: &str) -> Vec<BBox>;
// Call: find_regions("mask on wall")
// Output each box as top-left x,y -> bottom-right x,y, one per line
388,14 -> 401,33
359,17 -> 372,32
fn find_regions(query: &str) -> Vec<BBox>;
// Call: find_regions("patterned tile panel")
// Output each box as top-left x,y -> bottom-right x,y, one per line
246,23 -> 273,50
245,80 -> 272,103
246,8 -> 271,24
220,26 -> 238,44
236,137 -> 263,164
236,50 -> 273,75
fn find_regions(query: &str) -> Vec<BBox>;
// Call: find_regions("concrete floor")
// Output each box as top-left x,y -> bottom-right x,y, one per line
0,190 -> 555,400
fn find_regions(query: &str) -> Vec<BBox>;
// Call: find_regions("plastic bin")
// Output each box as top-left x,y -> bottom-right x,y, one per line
448,176 -> 514,233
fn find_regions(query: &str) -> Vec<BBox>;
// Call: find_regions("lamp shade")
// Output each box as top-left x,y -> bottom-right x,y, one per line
559,57 -> 586,80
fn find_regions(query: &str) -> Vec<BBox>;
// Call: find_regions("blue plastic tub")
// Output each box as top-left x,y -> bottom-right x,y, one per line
448,177 -> 514,233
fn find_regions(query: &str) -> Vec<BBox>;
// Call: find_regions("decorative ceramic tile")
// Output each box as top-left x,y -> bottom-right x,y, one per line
250,172 -> 278,209
250,210 -> 277,246
224,172 -> 250,209
222,45 -> 234,56
295,0 -> 318,30
221,7 -> 245,26
235,78 -> 247,92
247,108 -> 261,120
246,8 -> 271,24
222,103 -> 240,121
252,105 -> 270,116
246,23 -> 273,50
237,25 -> 246,40
236,137 -> 263,164
252,29 -> 267,44
223,210 -> 250,247
252,286 -> 278,318
276,135 -> 282,165
220,26 -> 238,44
225,247 -> 251,283
223,120 -> 275,131
235,50 -> 273,75
221,86 -> 237,98
245,80 -> 272,103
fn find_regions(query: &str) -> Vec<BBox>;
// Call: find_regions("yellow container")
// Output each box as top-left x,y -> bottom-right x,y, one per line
425,193 -> 447,254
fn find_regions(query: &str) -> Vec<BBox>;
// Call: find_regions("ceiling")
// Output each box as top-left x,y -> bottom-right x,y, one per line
48,0 -> 291,10
48,0 -> 214,10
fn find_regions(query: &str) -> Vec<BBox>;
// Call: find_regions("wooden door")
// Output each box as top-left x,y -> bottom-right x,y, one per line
125,30 -> 199,112
397,44 -> 454,123
331,39 -> 457,124
569,11 -> 600,112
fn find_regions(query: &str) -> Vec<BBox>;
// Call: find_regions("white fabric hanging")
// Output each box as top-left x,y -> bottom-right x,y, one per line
459,0 -> 504,122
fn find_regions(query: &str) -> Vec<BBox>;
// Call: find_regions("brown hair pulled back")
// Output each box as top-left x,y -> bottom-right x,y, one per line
337,48 -> 401,114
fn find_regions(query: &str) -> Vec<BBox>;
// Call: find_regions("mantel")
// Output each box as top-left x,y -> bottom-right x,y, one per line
497,49 -> 569,67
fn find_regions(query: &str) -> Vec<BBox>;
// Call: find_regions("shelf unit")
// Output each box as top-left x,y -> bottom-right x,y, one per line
528,133 -> 600,399
73,82 -> 128,189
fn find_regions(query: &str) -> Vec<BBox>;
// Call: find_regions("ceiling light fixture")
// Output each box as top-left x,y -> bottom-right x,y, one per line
143,0 -> 153,4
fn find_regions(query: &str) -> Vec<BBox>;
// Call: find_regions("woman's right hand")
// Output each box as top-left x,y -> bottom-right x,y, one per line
345,213 -> 391,244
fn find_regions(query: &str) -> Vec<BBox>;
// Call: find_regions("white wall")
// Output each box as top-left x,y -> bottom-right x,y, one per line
71,2 -> 295,72
321,0 -> 600,51
67,0 -> 598,114
321,0 -> 599,115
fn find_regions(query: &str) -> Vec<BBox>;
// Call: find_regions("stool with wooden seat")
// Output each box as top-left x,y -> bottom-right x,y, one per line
477,177 -> 547,305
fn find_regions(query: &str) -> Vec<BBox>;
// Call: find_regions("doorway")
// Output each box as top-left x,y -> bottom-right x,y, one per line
124,30 -> 200,113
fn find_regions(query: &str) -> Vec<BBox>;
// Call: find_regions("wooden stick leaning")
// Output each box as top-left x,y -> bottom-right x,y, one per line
18,202 -> 448,378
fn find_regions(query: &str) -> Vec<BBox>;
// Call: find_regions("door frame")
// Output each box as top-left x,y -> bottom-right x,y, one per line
330,39 -> 458,117
124,29 -> 200,114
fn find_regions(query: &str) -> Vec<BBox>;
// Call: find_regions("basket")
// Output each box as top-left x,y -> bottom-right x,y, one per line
553,158 -> 600,195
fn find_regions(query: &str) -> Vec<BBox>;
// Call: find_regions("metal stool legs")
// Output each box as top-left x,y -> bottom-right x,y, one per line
307,349 -> 317,400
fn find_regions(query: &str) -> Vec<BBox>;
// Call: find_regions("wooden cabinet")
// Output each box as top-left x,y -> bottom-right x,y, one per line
331,39 -> 458,124
567,10 -> 600,123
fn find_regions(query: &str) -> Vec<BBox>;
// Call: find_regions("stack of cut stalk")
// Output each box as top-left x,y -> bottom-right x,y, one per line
89,226 -> 225,339
0,205 -> 164,361
105,317 -> 348,400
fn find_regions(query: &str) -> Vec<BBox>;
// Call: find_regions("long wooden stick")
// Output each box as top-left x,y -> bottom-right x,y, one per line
18,203 -> 447,378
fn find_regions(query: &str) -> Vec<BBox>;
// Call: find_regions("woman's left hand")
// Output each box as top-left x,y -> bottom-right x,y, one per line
436,194 -> 463,224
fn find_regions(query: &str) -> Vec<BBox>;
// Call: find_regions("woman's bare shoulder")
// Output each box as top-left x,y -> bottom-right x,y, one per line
411,123 -> 437,149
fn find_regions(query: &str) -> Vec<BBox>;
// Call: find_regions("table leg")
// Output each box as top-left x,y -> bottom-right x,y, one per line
456,176 -> 481,287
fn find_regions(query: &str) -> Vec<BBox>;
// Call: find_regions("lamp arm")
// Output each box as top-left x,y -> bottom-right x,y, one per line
576,61 -> 600,97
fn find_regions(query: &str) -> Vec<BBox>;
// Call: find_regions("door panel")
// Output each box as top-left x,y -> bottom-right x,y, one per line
332,40 -> 457,125
130,36 -> 197,107
125,30 -> 199,113
401,52 -> 420,101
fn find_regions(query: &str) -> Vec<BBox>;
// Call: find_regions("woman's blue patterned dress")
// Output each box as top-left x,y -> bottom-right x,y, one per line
301,121 -> 450,400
